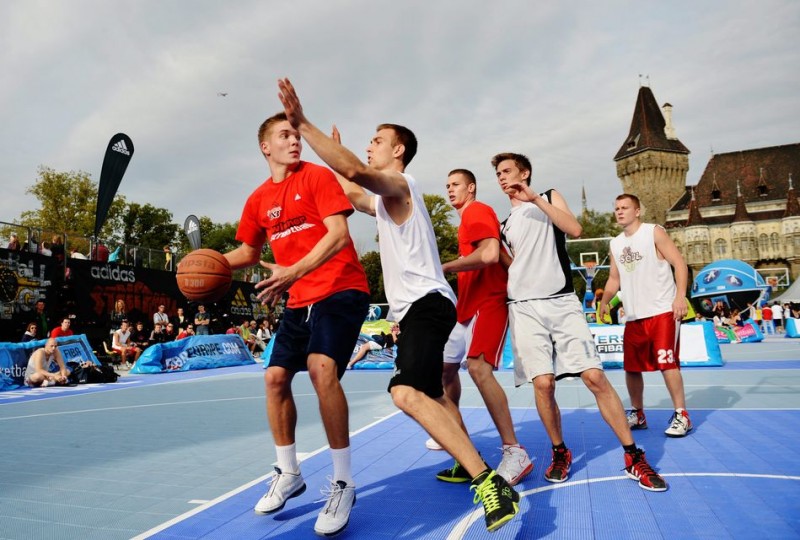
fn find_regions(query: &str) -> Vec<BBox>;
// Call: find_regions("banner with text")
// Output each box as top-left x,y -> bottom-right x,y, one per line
131,334 -> 255,374
0,335 -> 100,391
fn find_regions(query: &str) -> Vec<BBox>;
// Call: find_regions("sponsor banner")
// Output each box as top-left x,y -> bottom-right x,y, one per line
95,133 -> 134,238
183,215 -> 202,251
713,320 -> 763,344
587,322 -> 723,369
0,335 -> 100,391
131,334 -> 255,374
0,249 -> 59,340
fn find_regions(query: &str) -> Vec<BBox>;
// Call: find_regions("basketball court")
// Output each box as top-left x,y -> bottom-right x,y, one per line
1,338 -> 799,539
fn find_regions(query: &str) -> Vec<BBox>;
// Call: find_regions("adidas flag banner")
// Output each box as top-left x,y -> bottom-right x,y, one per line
94,133 -> 134,238
184,214 -> 202,250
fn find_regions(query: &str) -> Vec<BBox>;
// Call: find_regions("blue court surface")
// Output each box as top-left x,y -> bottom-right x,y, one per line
1,337 -> 799,539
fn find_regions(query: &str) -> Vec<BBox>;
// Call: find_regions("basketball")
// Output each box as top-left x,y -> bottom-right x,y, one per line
176,249 -> 232,303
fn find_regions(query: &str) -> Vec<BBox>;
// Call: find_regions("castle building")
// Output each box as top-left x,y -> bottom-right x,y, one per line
615,84 -> 800,283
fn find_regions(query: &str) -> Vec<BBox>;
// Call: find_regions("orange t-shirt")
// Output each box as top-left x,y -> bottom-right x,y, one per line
236,161 -> 369,308
456,201 -> 508,322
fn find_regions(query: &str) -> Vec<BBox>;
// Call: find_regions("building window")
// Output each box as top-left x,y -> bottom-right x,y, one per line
715,239 -> 727,257
759,234 -> 769,253
711,188 -> 721,201
758,184 -> 768,196
771,233 -> 780,251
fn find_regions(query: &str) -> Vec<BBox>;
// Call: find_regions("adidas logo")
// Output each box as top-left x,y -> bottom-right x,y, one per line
186,221 -> 198,233
294,193 -> 301,201
111,139 -> 130,156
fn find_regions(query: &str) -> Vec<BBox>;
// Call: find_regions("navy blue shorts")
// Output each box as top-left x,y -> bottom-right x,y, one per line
269,290 -> 370,379
388,293 -> 456,398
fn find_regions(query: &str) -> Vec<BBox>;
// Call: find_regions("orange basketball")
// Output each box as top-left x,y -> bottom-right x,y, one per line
176,249 -> 232,303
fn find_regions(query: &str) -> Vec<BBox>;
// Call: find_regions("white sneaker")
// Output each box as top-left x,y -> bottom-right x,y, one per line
254,467 -> 306,514
314,480 -> 355,537
664,409 -> 693,437
425,437 -> 443,451
496,445 -> 533,486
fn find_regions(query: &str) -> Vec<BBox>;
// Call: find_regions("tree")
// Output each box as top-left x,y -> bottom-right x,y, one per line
19,166 -> 126,243
177,217 -> 274,263
122,203 -> 181,250
567,208 -> 621,296
423,193 -> 459,292
359,250 -> 385,303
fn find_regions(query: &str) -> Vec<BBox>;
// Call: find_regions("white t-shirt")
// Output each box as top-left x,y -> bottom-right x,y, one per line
772,304 -> 783,320
501,192 -> 574,301
374,173 -> 455,321
610,223 -> 676,321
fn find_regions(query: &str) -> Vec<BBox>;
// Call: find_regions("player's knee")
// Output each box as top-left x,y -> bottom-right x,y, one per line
264,367 -> 291,391
390,385 -> 416,411
581,369 -> 609,393
533,374 -> 556,395
466,357 -> 491,383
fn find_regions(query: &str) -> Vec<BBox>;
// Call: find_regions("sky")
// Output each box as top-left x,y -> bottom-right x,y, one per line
2,0 -> 798,253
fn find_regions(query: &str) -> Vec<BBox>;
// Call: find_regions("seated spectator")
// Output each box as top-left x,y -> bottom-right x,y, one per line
50,317 -> 74,338
109,299 -> 127,335
176,324 -> 195,340
347,323 -> 400,369
163,322 -> 177,340
21,322 -> 38,342
131,321 -> 151,349
153,304 -> 170,327
112,320 -> 141,368
24,338 -> 69,387
256,319 -> 272,345
70,246 -> 88,259
150,322 -> 168,344
238,319 -> 257,353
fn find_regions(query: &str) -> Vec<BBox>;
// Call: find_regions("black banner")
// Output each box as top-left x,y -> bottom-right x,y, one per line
94,133 -> 134,238
184,215 -> 202,250
0,249 -> 60,342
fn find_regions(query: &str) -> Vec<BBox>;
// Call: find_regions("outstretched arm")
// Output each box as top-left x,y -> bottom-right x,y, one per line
330,125 -> 375,216
278,78 -> 409,199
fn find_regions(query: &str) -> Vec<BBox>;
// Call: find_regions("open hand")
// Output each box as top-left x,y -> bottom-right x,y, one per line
277,78 -> 307,129
255,261 -> 297,306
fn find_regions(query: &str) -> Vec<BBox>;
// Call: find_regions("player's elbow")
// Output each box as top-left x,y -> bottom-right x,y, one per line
566,222 -> 583,239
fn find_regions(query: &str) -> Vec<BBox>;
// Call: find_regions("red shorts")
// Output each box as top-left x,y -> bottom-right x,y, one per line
623,311 -> 680,372
444,301 -> 508,369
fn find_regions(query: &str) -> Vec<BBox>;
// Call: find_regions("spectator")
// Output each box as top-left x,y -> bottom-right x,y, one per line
91,242 -> 109,262
761,303 -> 775,335
24,338 -> 68,387
163,322 -> 177,341
164,245 -> 173,271
110,299 -> 127,335
176,324 -> 195,340
70,246 -> 88,259
194,304 -> 211,335
150,322 -> 168,344
21,322 -> 38,342
172,307 -> 189,329
131,321 -> 151,349
256,319 -> 272,345
772,302 -> 784,333
238,319 -> 256,353
108,246 -> 122,263
7,233 -> 21,251
347,323 -> 399,369
50,235 -> 65,263
50,318 -> 74,338
112,320 -> 141,368
153,304 -> 170,327
32,300 -> 49,339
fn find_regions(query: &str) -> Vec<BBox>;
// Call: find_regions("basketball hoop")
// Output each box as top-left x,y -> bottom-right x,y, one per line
584,261 -> 597,279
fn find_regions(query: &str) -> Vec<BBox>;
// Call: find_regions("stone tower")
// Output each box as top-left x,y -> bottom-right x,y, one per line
614,86 -> 690,225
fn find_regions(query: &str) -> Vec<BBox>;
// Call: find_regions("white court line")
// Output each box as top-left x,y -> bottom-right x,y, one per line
0,389 -> 388,421
131,410 -> 402,540
446,472 -> 800,540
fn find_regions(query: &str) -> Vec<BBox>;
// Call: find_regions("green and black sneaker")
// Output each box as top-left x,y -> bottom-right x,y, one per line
436,460 -> 471,483
470,470 -> 520,532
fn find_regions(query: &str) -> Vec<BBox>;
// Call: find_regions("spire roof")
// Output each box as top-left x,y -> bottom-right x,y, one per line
732,180 -> 752,223
686,187 -> 705,226
785,174 -> 800,218
614,86 -> 690,161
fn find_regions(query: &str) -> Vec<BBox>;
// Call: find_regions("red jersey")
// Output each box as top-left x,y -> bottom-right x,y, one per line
456,201 -> 508,322
50,328 -> 74,338
236,161 -> 369,308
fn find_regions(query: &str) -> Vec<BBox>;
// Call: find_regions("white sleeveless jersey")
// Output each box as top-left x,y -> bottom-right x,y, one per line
501,192 -> 574,301
375,173 -> 456,321
610,223 -> 676,321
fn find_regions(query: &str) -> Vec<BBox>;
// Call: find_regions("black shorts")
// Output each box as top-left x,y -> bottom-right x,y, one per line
388,293 -> 456,398
269,289 -> 369,379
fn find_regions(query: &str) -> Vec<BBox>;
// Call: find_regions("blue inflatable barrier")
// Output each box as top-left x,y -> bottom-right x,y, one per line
786,318 -> 800,338
131,334 -> 255,374
0,335 -> 100,391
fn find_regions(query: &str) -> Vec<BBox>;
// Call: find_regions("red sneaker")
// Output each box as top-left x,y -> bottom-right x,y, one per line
624,449 -> 667,492
544,447 -> 572,483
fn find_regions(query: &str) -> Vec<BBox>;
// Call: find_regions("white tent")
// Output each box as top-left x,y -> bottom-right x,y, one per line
772,280 -> 800,303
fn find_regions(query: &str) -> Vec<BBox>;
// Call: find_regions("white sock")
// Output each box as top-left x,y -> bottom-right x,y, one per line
330,446 -> 354,486
276,443 -> 300,475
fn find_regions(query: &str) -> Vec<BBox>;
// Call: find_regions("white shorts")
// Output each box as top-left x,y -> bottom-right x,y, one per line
443,317 -> 476,365
509,294 -> 602,386
366,340 -> 382,352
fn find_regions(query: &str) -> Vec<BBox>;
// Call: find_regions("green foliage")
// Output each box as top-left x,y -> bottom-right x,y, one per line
578,208 -> 621,239
177,217 -> 274,263
122,203 -> 181,249
422,193 -> 459,292
19,166 -> 126,242
360,250 -> 385,303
